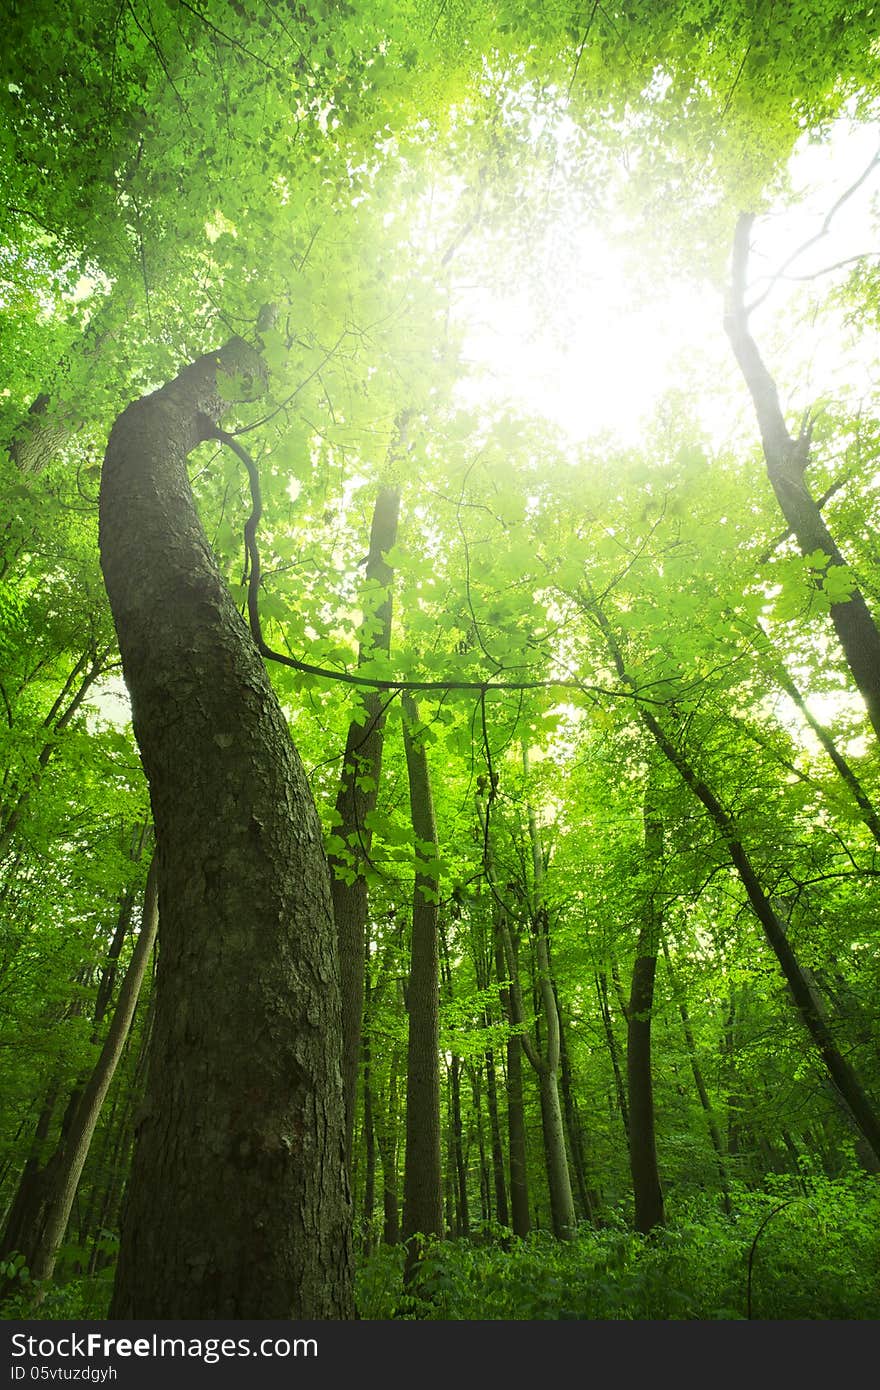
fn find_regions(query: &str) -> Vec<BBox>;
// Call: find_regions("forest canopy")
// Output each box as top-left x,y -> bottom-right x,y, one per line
1,0 -> 880,1323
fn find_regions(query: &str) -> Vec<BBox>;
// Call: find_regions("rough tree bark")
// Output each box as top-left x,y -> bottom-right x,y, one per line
99,336 -> 352,1318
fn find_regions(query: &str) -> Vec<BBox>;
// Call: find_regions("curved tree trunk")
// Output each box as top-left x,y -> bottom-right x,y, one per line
99,336 -> 352,1318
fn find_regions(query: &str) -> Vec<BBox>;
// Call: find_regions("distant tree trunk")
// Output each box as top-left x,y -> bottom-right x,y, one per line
0,1082 -> 60,1264
508,751 -> 576,1239
448,1053 -> 469,1237
484,1046 -> 509,1229
752,621 -> 880,845
24,859 -> 159,1288
487,835 -> 530,1237
5,299 -> 126,475
470,1066 -> 490,1223
0,645 -> 112,859
440,920 -> 470,1240
592,592 -> 880,1169
596,969 -> 629,1137
329,469 -> 404,1167
375,1038 -> 402,1246
726,213 -> 880,744
99,336 -> 352,1318
662,937 -> 733,1215
361,975 -> 377,1255
641,704 -> 880,1167
626,795 -> 665,1236
554,984 -> 596,1223
400,694 -> 443,1277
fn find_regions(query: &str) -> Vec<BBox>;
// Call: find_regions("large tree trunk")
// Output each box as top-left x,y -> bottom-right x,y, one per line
99,336 -> 352,1318
626,797 -> 665,1236
725,213 -> 880,744
400,694 -> 444,1276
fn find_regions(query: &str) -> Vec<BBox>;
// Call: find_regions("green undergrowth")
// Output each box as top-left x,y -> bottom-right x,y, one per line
356,1175 -> 880,1320
3,1175 -> 878,1320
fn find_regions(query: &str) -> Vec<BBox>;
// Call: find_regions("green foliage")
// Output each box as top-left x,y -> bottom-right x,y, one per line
3,0 -> 880,1326
355,1177 -> 880,1320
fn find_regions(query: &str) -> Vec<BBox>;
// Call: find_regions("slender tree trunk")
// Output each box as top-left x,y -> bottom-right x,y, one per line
626,796 -> 665,1235
0,1082 -> 60,1263
506,751 -> 576,1239
723,992 -> 742,1162
662,937 -> 733,1215
642,705 -> 880,1165
99,336 -> 352,1318
505,1030 -> 531,1238
555,986 -> 596,1223
400,694 -> 443,1277
0,648 -> 111,859
375,1040 -> 402,1246
484,1045 -> 509,1229
471,1067 -> 491,1224
488,844 -> 530,1236
330,474 -> 403,1167
726,213 -> 880,744
25,860 -> 159,1288
448,1053 -> 470,1238
522,761 -> 575,1239
361,974 -> 377,1255
753,621 -> 880,845
596,970 -> 630,1137
591,591 -> 880,1168
495,930 -> 531,1237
